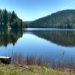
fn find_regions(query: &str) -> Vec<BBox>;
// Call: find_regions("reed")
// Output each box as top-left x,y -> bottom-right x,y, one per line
9,53 -> 75,72
10,53 -> 48,66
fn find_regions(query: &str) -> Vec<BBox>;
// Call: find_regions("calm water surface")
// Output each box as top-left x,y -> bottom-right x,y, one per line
0,28 -> 75,66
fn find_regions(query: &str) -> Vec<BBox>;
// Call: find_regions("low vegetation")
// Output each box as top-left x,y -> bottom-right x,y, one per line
0,54 -> 73,75
0,64 -> 75,75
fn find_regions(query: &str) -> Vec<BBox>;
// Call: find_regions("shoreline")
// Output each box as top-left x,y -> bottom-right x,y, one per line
1,27 -> 75,31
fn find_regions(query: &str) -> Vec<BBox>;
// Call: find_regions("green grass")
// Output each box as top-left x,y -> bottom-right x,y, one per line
0,64 -> 75,75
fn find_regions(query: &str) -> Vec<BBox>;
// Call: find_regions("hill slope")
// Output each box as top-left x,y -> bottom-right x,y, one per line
30,10 -> 75,28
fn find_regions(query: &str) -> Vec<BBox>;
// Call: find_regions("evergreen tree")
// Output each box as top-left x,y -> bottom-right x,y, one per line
0,9 -> 2,25
0,9 -> 23,30
3,9 -> 8,28
0,10 -> 3,26
10,11 -> 17,27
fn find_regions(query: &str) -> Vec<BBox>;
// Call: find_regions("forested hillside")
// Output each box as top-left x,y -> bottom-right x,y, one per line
30,10 -> 75,28
0,9 -> 22,29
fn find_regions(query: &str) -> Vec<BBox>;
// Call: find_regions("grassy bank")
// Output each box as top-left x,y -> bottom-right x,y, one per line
0,64 -> 75,75
0,54 -> 75,75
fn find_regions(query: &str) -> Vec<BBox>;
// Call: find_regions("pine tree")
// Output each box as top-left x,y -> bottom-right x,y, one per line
0,9 -> 2,25
3,9 -> 8,27
10,11 -> 17,28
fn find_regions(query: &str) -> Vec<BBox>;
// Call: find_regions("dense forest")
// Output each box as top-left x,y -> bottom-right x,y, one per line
2,9 -> 75,29
29,10 -> 75,28
0,9 -> 23,30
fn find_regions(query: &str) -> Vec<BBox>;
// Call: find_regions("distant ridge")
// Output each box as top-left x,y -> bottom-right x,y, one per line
29,9 -> 75,28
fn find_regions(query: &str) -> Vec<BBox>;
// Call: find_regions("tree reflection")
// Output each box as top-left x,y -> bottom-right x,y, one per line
0,29 -> 23,47
32,30 -> 75,47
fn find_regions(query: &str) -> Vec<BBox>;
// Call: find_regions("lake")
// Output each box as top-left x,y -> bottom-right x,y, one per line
0,28 -> 75,66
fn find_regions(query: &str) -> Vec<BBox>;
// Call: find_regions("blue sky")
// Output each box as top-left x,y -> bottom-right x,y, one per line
0,0 -> 75,21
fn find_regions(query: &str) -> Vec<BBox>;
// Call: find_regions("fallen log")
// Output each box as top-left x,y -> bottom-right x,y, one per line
0,56 -> 11,64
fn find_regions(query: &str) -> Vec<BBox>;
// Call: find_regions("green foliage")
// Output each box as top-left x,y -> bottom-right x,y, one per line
3,9 -> 8,27
0,9 -> 23,30
30,10 -> 75,28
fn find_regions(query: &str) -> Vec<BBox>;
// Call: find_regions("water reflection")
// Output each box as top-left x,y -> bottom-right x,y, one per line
0,29 -> 23,47
0,29 -> 75,47
31,30 -> 75,47
0,29 -> 75,66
